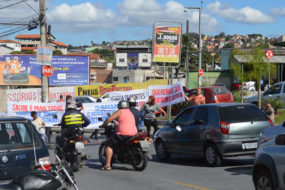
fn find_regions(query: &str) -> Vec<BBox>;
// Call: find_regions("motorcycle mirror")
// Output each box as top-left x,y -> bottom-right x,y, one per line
176,126 -> 182,132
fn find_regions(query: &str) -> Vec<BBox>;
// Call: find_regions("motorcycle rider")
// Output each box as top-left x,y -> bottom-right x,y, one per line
99,100 -> 137,171
60,99 -> 90,138
128,97 -> 141,131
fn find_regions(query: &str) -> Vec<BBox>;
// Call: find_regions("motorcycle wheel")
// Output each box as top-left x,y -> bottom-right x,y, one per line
131,150 -> 148,171
71,154 -> 81,172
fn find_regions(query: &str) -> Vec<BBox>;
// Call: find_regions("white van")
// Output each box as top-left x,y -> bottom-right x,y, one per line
246,81 -> 285,105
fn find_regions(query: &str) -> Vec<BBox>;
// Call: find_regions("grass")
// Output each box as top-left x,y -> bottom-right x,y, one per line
275,110 -> 285,125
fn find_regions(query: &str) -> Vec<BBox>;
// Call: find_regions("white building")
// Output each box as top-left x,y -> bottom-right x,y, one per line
0,40 -> 21,52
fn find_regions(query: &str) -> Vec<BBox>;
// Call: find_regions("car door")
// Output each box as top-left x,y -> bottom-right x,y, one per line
171,107 -> 195,153
176,107 -> 209,153
263,84 -> 283,102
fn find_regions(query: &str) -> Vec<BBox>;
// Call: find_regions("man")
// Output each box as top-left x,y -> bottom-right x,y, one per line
128,97 -> 141,131
57,95 -> 65,102
184,88 -> 206,105
61,99 -> 90,137
264,103 -> 275,123
31,111 -> 46,143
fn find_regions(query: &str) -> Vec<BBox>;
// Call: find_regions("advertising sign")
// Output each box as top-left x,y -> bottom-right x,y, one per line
36,45 -> 53,65
0,55 -> 89,86
6,88 -> 41,102
148,82 -> 185,107
7,102 -> 65,126
153,26 -> 182,63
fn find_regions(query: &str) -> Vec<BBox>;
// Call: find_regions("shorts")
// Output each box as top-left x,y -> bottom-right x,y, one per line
106,135 -> 132,149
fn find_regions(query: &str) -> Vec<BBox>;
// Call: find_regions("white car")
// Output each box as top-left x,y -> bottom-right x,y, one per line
245,81 -> 285,106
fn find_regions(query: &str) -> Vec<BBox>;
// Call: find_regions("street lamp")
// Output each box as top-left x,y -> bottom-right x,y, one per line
184,0 -> 203,88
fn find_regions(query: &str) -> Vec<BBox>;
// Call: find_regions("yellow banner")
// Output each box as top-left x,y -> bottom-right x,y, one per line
75,79 -> 168,97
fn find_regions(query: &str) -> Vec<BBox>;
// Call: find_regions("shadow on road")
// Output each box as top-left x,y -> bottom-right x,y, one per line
85,159 -> 134,171
224,166 -> 252,176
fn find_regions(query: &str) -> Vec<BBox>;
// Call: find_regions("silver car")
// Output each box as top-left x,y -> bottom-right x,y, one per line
253,124 -> 285,190
258,122 -> 285,147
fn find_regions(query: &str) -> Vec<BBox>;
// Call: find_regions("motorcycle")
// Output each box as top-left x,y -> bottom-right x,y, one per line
55,126 -> 86,172
98,120 -> 150,171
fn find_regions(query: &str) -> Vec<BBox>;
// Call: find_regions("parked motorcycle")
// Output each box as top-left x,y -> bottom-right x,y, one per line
98,120 -> 150,171
55,126 -> 86,172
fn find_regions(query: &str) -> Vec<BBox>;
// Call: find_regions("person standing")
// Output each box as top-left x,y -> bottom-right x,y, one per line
184,88 -> 206,105
128,97 -> 141,131
264,103 -> 275,123
57,95 -> 65,102
140,96 -> 166,138
31,111 -> 46,143
89,98 -> 102,142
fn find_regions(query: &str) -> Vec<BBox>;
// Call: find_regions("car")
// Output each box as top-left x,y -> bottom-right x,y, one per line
186,86 -> 234,104
154,103 -> 272,166
0,116 -> 50,181
253,124 -> 285,190
74,96 -> 97,104
258,121 -> 285,147
246,81 -> 285,106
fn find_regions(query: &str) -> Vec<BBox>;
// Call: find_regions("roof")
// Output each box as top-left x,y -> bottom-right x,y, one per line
51,41 -> 68,47
21,47 -> 37,51
0,116 -> 28,122
0,40 -> 20,44
15,34 -> 55,39
234,55 -> 285,63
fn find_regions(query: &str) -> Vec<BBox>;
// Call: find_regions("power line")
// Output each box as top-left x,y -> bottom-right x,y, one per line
0,0 -> 28,10
0,26 -> 27,38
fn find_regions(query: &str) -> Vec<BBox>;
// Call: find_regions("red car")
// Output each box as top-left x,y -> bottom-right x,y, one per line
186,86 -> 234,104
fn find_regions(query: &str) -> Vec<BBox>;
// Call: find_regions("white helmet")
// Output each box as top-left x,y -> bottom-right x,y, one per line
118,100 -> 129,109
66,99 -> 76,109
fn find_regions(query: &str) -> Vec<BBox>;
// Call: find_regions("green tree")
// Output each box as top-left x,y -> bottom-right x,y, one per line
92,49 -> 114,62
224,43 -> 234,48
53,50 -> 63,55
230,47 -> 276,108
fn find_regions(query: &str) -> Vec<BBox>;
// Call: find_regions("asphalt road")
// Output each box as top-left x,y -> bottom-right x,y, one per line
49,136 -> 256,190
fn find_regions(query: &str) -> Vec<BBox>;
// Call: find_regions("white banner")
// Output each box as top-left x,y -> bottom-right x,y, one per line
108,89 -> 148,104
49,86 -> 75,102
7,88 -> 41,102
148,82 -> 185,107
7,102 -> 65,126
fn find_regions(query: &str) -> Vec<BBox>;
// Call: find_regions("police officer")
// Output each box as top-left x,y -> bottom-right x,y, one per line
61,99 -> 90,137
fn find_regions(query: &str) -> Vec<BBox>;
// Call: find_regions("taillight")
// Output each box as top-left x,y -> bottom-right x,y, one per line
269,119 -> 274,126
213,95 -> 218,103
76,136 -> 83,141
38,156 -> 51,171
220,121 -> 230,135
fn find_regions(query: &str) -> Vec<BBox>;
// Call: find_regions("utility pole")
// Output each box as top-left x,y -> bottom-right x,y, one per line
185,20 -> 189,89
197,2 -> 203,88
40,0 -> 48,102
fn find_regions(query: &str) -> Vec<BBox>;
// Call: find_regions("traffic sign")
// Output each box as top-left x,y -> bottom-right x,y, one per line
265,50 -> 273,59
199,69 -> 203,76
42,65 -> 54,77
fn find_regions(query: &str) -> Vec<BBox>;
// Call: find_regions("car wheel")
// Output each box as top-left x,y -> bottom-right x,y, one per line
204,144 -> 222,167
155,140 -> 171,161
255,169 -> 275,190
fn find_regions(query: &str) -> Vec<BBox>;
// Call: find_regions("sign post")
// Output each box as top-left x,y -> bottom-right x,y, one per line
199,69 -> 203,77
265,49 -> 273,86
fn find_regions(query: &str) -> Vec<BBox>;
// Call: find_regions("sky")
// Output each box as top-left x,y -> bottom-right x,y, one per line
1,0 -> 285,46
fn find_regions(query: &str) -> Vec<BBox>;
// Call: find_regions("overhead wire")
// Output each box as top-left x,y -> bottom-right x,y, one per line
0,0 -> 28,10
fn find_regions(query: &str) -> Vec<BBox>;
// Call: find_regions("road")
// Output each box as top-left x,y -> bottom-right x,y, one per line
51,137 -> 255,190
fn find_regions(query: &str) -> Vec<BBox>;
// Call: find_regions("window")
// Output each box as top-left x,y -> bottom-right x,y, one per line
264,84 -> 282,95
219,105 -> 267,123
119,58 -> 124,62
113,77 -> 118,81
212,87 -> 229,95
192,107 -> 209,124
124,77 -> 129,83
174,108 -> 194,126
142,59 -> 148,63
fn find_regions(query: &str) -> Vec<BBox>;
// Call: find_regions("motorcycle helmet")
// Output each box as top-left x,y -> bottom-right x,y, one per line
118,100 -> 129,109
128,97 -> 136,107
66,99 -> 76,109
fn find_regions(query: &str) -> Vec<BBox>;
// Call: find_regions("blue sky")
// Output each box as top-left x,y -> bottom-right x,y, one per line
2,0 -> 285,45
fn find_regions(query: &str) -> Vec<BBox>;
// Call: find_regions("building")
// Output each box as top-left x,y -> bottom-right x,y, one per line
0,40 -> 21,52
15,34 -> 68,54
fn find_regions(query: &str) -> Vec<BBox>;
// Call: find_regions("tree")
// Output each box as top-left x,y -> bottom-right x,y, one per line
224,43 -> 234,48
230,47 -> 276,108
53,50 -> 63,55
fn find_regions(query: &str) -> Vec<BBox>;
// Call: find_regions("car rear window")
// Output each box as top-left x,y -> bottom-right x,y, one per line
0,122 -> 39,151
219,105 -> 268,123
212,87 -> 229,95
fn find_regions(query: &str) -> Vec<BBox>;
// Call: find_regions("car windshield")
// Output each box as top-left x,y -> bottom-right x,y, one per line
263,84 -> 282,96
0,122 -> 39,151
219,105 -> 268,123
212,87 -> 229,95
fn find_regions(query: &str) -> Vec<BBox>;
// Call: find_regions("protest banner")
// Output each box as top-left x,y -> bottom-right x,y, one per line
148,82 -> 185,107
6,88 -> 41,102
7,102 -> 65,126
108,89 -> 148,103
81,102 -> 118,129
75,79 -> 168,97
49,86 -> 75,102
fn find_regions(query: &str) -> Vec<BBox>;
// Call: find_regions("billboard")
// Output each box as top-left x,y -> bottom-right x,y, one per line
153,26 -> 182,63
0,55 -> 89,86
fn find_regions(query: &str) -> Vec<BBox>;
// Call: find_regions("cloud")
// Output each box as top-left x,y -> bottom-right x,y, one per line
207,1 -> 274,24
46,0 -> 220,34
271,7 -> 285,16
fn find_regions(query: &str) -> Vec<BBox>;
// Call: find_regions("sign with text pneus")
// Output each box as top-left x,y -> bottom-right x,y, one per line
153,26 -> 182,63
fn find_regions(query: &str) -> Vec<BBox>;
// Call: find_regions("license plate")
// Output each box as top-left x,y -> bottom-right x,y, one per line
75,142 -> 84,150
139,140 -> 149,148
242,142 -> 257,150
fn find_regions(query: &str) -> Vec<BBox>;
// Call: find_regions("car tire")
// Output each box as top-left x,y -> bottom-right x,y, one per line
254,169 -> 276,190
155,140 -> 171,161
204,144 -> 222,167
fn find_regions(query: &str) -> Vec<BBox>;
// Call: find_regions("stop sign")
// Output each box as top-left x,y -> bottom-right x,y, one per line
266,50 -> 273,59
199,69 -> 203,76
42,65 -> 54,77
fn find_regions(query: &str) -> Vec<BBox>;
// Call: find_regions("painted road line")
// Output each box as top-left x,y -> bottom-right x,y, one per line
175,181 -> 211,190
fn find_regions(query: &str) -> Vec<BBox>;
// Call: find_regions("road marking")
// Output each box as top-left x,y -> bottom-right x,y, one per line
175,181 -> 211,190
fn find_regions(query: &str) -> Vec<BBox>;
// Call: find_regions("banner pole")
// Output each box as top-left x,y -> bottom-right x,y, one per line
167,67 -> 173,121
